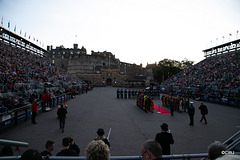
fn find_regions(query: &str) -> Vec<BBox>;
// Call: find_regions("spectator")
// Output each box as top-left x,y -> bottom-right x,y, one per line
0,100 -> 8,113
208,141 -> 226,160
41,140 -> 55,157
0,145 -> 13,156
31,98 -> 38,124
141,139 -> 163,160
19,149 -> 42,160
57,104 -> 68,133
68,137 -> 80,156
155,123 -> 174,155
86,140 -> 110,160
40,91 -> 46,112
56,137 -> 78,156
95,128 -> 110,147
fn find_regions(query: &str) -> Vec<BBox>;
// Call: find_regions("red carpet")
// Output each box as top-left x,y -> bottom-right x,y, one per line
154,104 -> 171,113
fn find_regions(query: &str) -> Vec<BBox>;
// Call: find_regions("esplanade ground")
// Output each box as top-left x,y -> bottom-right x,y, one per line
1,87 -> 240,156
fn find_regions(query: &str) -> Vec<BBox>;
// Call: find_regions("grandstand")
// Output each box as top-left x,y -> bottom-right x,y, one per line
0,26 -> 87,117
160,39 -> 240,106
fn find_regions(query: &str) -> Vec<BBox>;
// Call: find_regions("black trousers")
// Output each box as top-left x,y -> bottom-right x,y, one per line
189,114 -> 194,125
32,112 -> 36,123
200,114 -> 207,123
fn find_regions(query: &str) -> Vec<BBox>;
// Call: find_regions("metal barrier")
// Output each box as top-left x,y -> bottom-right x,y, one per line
0,92 -> 73,130
0,139 -> 28,147
223,130 -> 240,151
223,130 -> 240,145
0,154 -> 209,160
0,139 -> 29,157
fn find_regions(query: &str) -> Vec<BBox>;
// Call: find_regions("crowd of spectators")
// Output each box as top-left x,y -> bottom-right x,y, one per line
0,42 -> 85,113
161,51 -> 240,102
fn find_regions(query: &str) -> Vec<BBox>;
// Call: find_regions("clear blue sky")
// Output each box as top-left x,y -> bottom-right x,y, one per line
0,0 -> 240,66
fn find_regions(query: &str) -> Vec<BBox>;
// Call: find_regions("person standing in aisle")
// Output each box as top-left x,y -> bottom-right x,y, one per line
57,104 -> 68,133
155,123 -> 174,155
199,103 -> 208,124
188,102 -> 195,126
31,98 -> 38,124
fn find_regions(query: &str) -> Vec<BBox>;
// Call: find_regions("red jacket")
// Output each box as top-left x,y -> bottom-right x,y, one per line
45,93 -> 50,100
32,101 -> 37,112
40,93 -> 45,101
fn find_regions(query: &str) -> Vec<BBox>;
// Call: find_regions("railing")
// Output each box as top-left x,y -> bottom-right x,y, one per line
0,154 -> 209,160
0,92 -> 73,130
224,130 -> 240,151
0,139 -> 29,157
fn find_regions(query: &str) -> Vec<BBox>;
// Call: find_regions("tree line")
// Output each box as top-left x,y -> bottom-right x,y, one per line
152,58 -> 194,84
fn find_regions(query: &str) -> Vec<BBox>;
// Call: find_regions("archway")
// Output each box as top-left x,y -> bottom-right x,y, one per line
106,78 -> 112,86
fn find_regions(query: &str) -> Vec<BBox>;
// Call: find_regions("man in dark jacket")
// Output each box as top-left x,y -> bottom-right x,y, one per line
57,104 -> 67,133
199,103 -> 208,124
68,137 -> 80,156
56,137 -> 77,156
155,123 -> 174,155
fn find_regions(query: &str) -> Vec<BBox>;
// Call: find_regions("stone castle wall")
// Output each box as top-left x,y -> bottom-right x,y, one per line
47,44 -> 154,87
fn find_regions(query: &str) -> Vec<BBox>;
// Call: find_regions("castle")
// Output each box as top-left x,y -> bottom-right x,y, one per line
47,44 -> 155,87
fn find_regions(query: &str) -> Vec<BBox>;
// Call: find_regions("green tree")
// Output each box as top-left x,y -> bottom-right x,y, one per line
153,58 -> 194,83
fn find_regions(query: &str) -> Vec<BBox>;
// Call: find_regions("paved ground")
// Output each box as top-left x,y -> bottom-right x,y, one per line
0,87 -> 240,156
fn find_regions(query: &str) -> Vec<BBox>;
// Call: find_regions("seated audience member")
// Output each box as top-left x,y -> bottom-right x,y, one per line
0,100 -> 8,113
0,145 -> 13,156
20,149 -> 42,160
208,141 -> 226,160
141,139 -> 163,160
95,128 -> 110,147
41,140 -> 55,156
86,140 -> 110,160
68,137 -> 80,156
56,137 -> 78,156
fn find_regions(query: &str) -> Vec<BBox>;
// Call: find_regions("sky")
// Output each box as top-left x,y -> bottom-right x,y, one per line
0,0 -> 240,67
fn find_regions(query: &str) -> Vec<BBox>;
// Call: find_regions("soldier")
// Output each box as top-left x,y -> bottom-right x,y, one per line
128,89 -> 131,99
143,95 -> 147,112
117,89 -> 120,98
124,89 -> 127,99
145,96 -> 151,112
120,89 -> 123,98
136,92 -> 139,106
150,97 -> 154,113
188,102 -> 195,126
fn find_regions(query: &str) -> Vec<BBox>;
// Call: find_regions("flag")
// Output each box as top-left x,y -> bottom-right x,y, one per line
24,32 -> 26,37
29,35 -> 30,39
14,26 -> 16,32
8,21 -> 10,28
20,29 -> 22,35
1,16 -> 3,26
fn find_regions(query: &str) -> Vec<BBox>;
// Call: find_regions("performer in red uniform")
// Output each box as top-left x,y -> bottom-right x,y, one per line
31,98 -> 37,124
